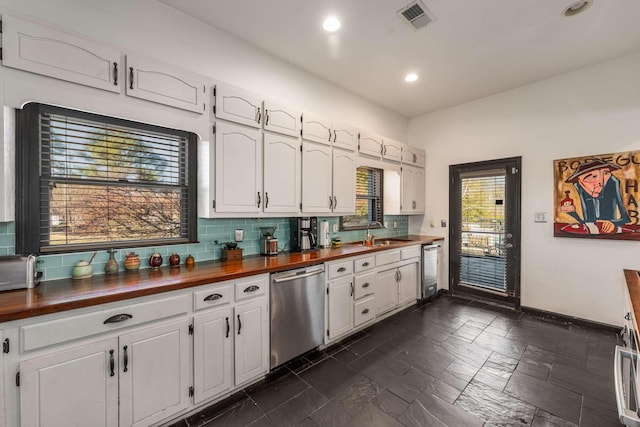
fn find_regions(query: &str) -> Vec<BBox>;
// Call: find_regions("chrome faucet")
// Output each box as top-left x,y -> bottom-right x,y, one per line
366,221 -> 383,245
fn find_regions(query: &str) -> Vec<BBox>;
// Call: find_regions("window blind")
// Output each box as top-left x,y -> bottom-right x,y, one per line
342,167 -> 383,229
39,112 -> 190,251
458,169 -> 508,292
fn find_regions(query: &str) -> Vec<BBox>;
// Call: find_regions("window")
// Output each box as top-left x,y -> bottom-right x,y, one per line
15,103 -> 197,254
340,166 -> 384,230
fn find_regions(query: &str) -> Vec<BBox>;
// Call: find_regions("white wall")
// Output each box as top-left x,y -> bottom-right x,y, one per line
0,0 -> 407,141
409,52 -> 640,326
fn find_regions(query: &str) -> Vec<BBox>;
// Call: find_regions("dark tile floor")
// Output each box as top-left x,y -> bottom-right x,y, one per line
169,295 -> 621,427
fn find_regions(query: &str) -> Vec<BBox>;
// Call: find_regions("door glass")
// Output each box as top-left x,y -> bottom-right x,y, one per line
459,168 -> 507,292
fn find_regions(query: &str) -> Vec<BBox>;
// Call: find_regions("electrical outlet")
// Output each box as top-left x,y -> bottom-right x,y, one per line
332,223 -> 338,233
429,220 -> 435,228
393,221 -> 398,229
441,220 -> 447,227
534,212 -> 548,223
384,221 -> 389,228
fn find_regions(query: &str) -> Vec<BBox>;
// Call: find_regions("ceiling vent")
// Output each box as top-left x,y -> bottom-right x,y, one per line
397,1 -> 435,30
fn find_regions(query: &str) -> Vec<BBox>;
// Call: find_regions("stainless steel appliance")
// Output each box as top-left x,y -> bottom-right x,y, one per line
615,308 -> 640,426
421,244 -> 440,300
270,265 -> 325,369
259,226 -> 279,256
290,217 -> 318,251
0,255 -> 40,291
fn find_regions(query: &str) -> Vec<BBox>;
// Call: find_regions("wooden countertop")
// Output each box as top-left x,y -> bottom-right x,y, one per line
0,235 -> 443,323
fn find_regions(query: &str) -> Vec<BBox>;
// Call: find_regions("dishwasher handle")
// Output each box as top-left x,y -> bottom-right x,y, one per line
273,268 -> 324,283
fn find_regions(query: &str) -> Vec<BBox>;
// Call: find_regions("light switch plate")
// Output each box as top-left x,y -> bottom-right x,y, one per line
534,212 -> 548,223
332,223 -> 339,233
384,221 -> 389,228
393,221 -> 398,229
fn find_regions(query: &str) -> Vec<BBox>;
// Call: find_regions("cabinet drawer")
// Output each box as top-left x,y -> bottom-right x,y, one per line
375,250 -> 400,267
327,260 -> 353,279
354,296 -> 376,327
401,246 -> 421,260
194,282 -> 233,311
354,272 -> 376,300
21,294 -> 190,352
235,275 -> 268,302
354,256 -> 375,273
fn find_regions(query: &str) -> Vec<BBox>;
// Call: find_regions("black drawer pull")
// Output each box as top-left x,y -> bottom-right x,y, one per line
123,345 -> 128,373
362,308 -> 370,315
337,267 -> 346,273
204,293 -> 223,301
244,285 -> 260,293
104,314 -> 133,324
362,262 -> 370,267
109,350 -> 115,377
362,283 -> 370,288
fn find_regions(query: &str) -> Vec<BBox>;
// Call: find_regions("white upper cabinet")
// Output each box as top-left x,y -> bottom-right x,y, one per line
125,54 -> 206,114
401,165 -> 426,214
302,112 -> 332,145
401,145 -> 426,167
382,138 -> 403,162
263,133 -> 301,213
332,123 -> 358,151
2,14 -> 121,92
215,121 -> 262,213
383,165 -> 402,215
263,100 -> 301,137
332,148 -> 356,214
302,141 -> 333,213
359,132 -> 383,158
214,84 -> 263,128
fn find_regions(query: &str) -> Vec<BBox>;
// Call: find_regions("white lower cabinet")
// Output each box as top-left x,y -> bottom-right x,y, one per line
19,318 -> 190,427
326,277 -> 354,341
376,268 -> 399,316
398,263 -> 419,306
376,257 -> 420,316
234,299 -> 269,385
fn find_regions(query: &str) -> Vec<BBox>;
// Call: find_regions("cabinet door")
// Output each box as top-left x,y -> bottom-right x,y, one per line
2,14 -> 120,92
376,268 -> 398,316
401,145 -> 426,167
332,148 -> 356,214
332,123 -> 358,151
235,300 -> 269,386
20,337 -> 118,427
215,121 -> 262,213
398,263 -> 419,306
415,167 -> 426,213
327,278 -> 354,341
119,319 -> 190,427
214,84 -> 262,128
263,101 -> 301,137
402,165 -> 425,214
302,112 -> 332,145
359,132 -> 383,158
382,139 -> 403,162
194,307 -> 233,404
264,133 -> 301,213
383,166 -> 402,215
125,54 -> 206,113
302,141 -> 332,213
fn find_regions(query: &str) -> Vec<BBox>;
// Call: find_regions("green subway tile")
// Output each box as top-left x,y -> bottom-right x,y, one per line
39,255 -> 63,268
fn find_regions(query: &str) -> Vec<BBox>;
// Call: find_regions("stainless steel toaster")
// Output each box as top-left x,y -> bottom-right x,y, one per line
0,255 -> 40,291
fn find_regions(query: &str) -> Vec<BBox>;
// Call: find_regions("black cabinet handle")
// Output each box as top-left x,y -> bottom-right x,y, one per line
256,107 -> 262,124
109,350 -> 115,377
362,308 -> 370,315
333,196 -> 337,209
329,196 -> 333,209
337,267 -> 346,272
244,285 -> 260,293
265,110 -> 269,126
362,282 -> 370,288
123,345 -> 128,373
362,262 -> 370,267
237,314 -> 242,335
129,67 -> 134,90
328,128 -> 332,141
350,282 -> 354,297
257,192 -> 261,208
265,192 -> 269,209
333,130 -> 337,142
225,317 -> 230,338
204,293 -> 223,301
113,62 -> 118,86
104,314 -> 133,324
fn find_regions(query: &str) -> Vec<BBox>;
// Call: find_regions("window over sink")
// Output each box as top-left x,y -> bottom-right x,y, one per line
15,103 -> 198,254
340,166 -> 384,230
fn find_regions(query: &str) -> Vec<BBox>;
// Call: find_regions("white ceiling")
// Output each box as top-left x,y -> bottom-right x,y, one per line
159,0 -> 640,118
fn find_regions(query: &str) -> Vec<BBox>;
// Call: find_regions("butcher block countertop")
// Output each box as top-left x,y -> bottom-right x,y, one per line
0,235 -> 443,323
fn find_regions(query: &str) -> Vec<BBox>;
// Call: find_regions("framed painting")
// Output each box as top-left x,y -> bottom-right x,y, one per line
554,151 -> 640,240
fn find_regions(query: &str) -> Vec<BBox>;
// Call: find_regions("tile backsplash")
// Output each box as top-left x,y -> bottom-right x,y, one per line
0,215 -> 409,281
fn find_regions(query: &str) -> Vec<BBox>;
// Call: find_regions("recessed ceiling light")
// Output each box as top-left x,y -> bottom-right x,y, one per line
562,0 -> 593,17
323,16 -> 341,32
404,73 -> 419,82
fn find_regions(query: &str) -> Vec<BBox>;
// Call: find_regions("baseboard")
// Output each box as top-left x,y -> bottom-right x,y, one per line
521,305 -> 621,333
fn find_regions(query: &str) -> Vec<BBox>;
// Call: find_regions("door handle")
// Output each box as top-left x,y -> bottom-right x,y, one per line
350,282 -> 354,297
123,345 -> 128,373
204,293 -> 223,301
237,314 -> 242,335
113,62 -> 118,86
104,313 -> 133,324
333,130 -> 337,142
505,243 -> 514,248
362,282 -> 370,288
109,350 -> 115,377
328,129 -> 332,142
129,67 -> 134,90
333,196 -> 337,209
265,110 -> 269,126
225,317 -> 230,338
257,192 -> 261,208
256,107 -> 262,124
329,196 -> 333,209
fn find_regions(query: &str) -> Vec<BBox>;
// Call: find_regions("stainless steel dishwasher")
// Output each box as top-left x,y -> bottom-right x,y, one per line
270,265 -> 325,369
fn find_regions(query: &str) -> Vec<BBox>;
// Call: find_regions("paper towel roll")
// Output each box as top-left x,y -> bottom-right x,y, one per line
319,220 -> 330,248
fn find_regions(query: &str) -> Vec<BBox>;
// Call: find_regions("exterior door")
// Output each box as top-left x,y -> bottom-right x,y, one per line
449,157 -> 521,307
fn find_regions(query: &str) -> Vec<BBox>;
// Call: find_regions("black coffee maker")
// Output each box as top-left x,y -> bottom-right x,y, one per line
290,217 -> 318,251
